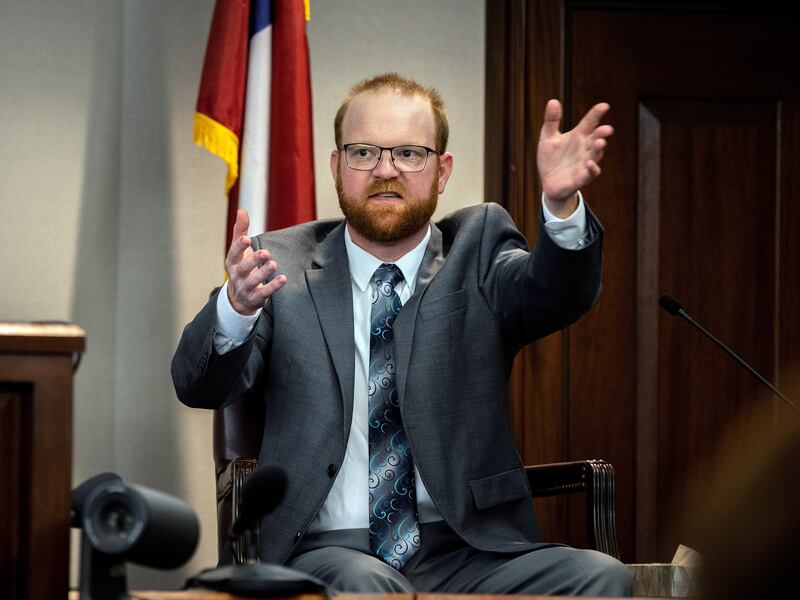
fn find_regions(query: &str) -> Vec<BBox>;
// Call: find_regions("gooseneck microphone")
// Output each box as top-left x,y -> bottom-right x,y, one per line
658,293 -> 799,414
187,464 -> 330,597
229,465 -> 288,562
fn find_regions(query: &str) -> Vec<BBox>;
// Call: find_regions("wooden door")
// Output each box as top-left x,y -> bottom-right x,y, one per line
486,1 -> 800,562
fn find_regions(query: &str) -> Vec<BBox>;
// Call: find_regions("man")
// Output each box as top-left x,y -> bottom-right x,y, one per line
172,73 -> 630,595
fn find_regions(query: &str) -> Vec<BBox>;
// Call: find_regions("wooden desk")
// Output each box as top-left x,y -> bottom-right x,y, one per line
0,322 -> 85,600
70,593 -> 639,600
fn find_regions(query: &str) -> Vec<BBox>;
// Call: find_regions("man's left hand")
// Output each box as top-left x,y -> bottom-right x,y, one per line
537,100 -> 613,217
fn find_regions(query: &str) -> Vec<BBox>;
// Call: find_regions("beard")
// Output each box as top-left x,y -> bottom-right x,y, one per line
336,159 -> 439,243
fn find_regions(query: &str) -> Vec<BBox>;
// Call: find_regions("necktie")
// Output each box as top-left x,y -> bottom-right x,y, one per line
368,263 -> 420,569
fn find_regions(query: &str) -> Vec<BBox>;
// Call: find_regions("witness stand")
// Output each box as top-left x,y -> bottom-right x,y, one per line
0,322 -> 85,600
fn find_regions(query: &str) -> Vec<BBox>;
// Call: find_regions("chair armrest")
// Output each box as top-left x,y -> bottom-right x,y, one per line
525,459 -> 620,559
216,457 -> 260,564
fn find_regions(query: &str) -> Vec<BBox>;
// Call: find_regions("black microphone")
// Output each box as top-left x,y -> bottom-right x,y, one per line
658,293 -> 799,414
229,465 -> 288,564
186,465 -> 330,598
229,465 -> 288,538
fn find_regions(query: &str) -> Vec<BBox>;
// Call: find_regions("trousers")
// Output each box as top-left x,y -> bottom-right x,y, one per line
287,521 -> 632,596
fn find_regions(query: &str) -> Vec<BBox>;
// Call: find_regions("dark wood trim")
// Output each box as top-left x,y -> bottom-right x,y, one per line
483,0 -> 508,207
635,102 -> 661,559
778,100 -> 800,412
568,0 -> 800,13
486,0 -> 573,545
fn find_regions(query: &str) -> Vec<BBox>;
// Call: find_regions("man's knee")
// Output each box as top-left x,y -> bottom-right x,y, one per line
576,550 -> 632,597
289,547 -> 414,593
506,547 -> 632,597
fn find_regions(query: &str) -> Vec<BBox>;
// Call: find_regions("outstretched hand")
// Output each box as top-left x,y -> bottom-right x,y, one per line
225,209 -> 286,315
537,100 -> 613,211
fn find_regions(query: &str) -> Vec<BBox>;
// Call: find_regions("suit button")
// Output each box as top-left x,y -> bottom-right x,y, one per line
327,464 -> 336,477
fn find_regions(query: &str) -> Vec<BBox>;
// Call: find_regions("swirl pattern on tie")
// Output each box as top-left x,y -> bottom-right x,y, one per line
368,263 -> 420,569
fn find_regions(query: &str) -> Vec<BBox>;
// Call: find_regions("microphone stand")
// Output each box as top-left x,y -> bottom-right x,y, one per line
232,526 -> 260,565
660,294 -> 799,415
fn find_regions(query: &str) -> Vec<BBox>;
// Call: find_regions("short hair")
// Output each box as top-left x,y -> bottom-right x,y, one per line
334,72 -> 449,153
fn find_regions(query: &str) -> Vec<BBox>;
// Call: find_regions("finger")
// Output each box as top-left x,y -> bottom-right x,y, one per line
225,209 -> 252,266
591,148 -> 605,164
235,248 -> 272,278
592,124 -> 615,140
541,99 -> 563,138
243,259 -> 278,290
232,208 -> 250,240
585,160 -> 601,177
250,274 -> 288,304
226,233 -> 253,267
230,262 -> 278,311
577,102 -> 610,135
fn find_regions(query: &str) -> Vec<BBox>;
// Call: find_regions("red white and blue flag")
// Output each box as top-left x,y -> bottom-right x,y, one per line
194,0 -> 315,249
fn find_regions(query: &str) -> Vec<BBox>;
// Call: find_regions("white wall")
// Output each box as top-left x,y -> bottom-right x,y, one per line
0,0 -> 484,590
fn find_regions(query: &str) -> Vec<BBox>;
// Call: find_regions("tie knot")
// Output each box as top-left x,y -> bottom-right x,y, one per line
372,263 -> 404,294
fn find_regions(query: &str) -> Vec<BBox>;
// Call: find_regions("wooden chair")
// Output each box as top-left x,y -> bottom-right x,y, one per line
214,396 -> 621,563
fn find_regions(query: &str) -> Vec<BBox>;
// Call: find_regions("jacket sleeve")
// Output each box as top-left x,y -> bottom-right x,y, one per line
171,289 -> 273,409
478,202 -> 603,349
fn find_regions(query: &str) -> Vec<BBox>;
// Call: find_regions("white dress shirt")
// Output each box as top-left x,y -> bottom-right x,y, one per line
212,195 -> 589,531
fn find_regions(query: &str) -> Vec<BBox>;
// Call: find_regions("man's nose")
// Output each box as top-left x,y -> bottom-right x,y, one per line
372,149 -> 400,178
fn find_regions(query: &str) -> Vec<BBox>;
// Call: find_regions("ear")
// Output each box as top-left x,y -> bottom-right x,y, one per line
329,150 -> 340,183
436,152 -> 454,194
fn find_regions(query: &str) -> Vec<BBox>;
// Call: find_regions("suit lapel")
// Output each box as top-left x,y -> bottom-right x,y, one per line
305,223 -> 356,440
395,224 -> 445,408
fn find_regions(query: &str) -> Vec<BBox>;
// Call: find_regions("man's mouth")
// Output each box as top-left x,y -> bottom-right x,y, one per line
369,192 -> 403,200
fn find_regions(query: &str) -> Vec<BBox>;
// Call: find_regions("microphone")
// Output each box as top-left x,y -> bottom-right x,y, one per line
186,464 -> 330,597
658,293 -> 799,414
229,465 -> 288,560
230,465 -> 288,536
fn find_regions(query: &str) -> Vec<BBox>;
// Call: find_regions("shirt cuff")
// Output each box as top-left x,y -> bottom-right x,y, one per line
542,191 -> 589,250
213,281 -> 260,354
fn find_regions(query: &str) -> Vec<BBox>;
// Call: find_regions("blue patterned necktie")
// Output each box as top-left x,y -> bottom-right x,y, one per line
368,263 -> 420,569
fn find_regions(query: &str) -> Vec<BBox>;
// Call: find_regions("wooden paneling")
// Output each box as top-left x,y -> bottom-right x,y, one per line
486,0 -> 571,545
569,6 -> 800,561
0,389 -> 25,600
779,100 -> 800,413
646,99 -> 779,557
487,1 -> 800,562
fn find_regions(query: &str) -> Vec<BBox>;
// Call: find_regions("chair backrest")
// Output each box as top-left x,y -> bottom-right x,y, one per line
212,385 -> 265,561
206,286 -> 266,561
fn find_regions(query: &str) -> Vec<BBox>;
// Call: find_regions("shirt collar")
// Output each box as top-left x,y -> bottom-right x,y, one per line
344,223 -> 431,293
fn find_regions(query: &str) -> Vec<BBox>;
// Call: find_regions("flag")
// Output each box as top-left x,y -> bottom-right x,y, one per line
194,0 -> 316,250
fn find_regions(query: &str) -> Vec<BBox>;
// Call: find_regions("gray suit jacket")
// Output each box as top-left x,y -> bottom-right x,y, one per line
172,202 -> 602,564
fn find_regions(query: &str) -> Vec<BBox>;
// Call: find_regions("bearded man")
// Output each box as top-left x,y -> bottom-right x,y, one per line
172,73 -> 630,596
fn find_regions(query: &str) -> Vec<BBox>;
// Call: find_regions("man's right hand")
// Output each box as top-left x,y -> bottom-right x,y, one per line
225,209 -> 287,316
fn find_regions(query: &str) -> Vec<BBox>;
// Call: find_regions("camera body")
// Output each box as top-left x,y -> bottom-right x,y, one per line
74,476 -> 199,600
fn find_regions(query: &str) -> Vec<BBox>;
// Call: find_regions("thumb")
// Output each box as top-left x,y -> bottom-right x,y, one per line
541,99 -> 563,138
232,208 -> 250,239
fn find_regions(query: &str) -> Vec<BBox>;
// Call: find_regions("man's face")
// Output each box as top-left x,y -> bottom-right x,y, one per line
330,91 -> 453,243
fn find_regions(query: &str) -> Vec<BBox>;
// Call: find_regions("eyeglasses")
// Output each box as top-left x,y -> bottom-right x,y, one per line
341,143 -> 439,173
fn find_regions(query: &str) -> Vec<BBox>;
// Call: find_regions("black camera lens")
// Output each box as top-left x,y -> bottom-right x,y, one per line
97,501 -> 137,539
84,487 -> 145,554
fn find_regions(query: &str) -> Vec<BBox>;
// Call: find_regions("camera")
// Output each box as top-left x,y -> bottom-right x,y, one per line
73,474 -> 199,599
